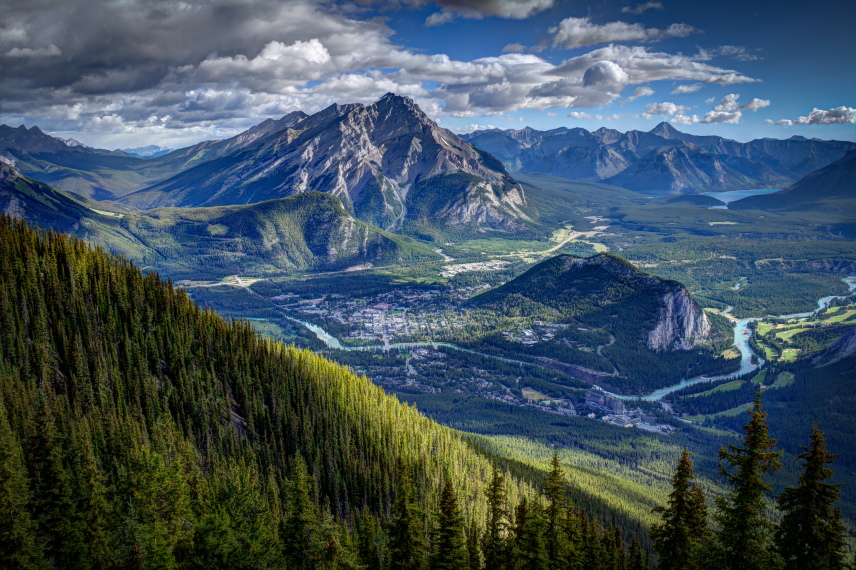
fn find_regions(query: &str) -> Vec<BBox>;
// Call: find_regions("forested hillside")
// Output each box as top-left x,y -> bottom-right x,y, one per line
0,216 -> 646,568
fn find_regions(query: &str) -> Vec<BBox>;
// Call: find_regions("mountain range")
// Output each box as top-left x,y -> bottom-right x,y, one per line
461,122 -> 854,195
0,94 -> 528,235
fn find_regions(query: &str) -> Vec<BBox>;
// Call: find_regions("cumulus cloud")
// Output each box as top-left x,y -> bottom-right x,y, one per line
624,85 -> 654,103
766,106 -> 856,126
671,83 -> 702,94
455,123 -> 497,132
551,17 -> 696,50
695,45 -> 761,62
5,44 -> 61,57
621,2 -> 664,15
0,0 -> 762,147
425,0 -> 554,25
642,101 -> 691,118
640,93 -> 770,125
568,111 -> 603,120
553,45 -> 757,86
501,43 -> 527,54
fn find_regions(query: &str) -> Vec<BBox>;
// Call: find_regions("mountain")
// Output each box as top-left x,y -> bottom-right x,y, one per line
0,215 -> 657,567
119,93 -> 529,234
0,161 -> 438,277
119,145 -> 173,158
466,254 -> 729,393
729,150 -> 856,213
473,254 -> 712,351
462,123 -> 853,195
0,215 -> 523,567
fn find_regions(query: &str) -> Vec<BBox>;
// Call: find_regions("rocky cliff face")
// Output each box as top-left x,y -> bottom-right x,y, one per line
121,93 -> 528,233
646,288 -> 712,351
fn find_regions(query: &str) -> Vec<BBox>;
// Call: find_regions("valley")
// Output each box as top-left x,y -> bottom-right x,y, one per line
2,95 -> 855,563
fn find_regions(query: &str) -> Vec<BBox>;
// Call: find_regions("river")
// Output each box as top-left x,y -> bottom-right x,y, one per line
288,276 -> 855,402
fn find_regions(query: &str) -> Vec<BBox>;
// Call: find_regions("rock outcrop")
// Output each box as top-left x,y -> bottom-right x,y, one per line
647,288 -> 712,351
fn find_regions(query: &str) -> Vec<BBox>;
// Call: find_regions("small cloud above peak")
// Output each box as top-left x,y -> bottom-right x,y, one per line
621,2 -> 664,15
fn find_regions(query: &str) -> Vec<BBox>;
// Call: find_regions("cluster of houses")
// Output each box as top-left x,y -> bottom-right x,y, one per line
584,387 -> 676,435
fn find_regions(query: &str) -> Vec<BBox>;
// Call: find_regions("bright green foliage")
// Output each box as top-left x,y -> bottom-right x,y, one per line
776,424 -> 849,570
388,467 -> 426,570
0,215 -> 526,567
712,391 -> 783,570
651,449 -> 708,570
0,215 -> 656,567
430,479 -> 468,570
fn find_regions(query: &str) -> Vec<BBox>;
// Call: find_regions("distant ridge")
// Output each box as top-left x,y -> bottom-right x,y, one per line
729,150 -> 856,212
462,122 -> 853,195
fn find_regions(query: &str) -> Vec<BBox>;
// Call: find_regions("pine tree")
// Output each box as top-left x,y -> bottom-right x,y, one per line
387,467 -> 426,570
627,534 -> 646,570
283,456 -> 319,569
0,404 -> 47,568
512,496 -> 548,570
776,423 -> 849,570
543,450 -> 571,569
713,391 -> 783,570
483,465 -> 510,570
466,519 -> 482,570
651,449 -> 708,570
430,479 -> 468,570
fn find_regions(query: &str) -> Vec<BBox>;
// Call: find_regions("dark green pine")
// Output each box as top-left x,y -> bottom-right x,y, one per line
776,423 -> 849,570
712,390 -> 783,570
430,479 -> 468,570
651,449 -> 708,570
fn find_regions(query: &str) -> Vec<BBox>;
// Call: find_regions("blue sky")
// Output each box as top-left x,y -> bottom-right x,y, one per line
0,0 -> 852,148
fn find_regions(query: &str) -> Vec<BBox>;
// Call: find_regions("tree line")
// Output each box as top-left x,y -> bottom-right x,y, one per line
651,390 -> 851,569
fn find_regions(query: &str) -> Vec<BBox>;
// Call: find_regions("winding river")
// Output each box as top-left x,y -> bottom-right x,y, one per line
288,276 -> 856,402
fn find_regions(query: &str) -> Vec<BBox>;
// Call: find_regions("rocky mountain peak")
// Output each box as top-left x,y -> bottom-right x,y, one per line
649,121 -> 680,138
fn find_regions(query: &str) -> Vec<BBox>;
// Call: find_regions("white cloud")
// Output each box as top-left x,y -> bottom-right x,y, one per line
554,45 -> 758,86
671,83 -> 702,94
426,0 -> 554,25
625,85 -> 654,103
606,114 -> 622,121
642,101 -> 690,117
567,111 -> 603,120
695,45 -> 761,62
583,61 -> 629,91
5,44 -> 61,57
698,93 -> 769,123
766,106 -> 856,126
501,43 -> 527,54
621,2 -> 664,15
455,123 -> 497,132
551,17 -> 696,50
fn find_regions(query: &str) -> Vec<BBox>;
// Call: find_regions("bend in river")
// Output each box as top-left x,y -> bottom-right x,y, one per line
287,276 -> 855,403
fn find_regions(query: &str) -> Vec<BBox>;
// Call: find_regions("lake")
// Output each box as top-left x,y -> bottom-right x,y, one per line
702,187 -> 782,208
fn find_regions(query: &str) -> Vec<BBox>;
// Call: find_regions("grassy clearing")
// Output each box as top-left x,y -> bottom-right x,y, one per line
522,387 -> 548,402
774,371 -> 795,388
780,348 -> 800,362
777,327 -> 808,340
716,403 -> 753,417
827,309 -> 856,323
